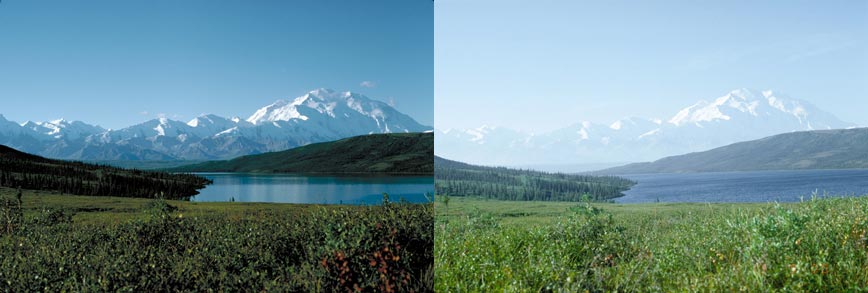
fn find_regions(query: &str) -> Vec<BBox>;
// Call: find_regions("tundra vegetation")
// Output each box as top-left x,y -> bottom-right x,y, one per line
435,196 -> 868,292
0,189 -> 433,292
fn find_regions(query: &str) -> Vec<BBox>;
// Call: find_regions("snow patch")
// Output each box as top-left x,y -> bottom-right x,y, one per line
638,128 -> 660,139
577,128 -> 589,140
154,125 -> 165,136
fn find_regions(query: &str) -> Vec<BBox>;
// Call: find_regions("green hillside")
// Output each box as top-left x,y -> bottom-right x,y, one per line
435,156 -> 635,202
0,145 -> 210,200
600,128 -> 868,174
169,132 -> 433,174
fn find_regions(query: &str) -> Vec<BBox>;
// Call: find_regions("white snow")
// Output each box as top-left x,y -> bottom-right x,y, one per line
465,128 -> 486,144
435,88 -> 855,166
0,88 -> 429,161
638,128 -> 660,139
214,127 -> 238,137
577,128 -> 589,140
154,125 -> 165,136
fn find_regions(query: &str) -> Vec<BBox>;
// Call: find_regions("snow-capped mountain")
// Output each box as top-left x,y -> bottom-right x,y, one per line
22,119 -> 106,140
0,115 -> 27,137
0,89 -> 430,160
246,88 -> 423,134
436,88 -> 856,167
186,114 -> 250,138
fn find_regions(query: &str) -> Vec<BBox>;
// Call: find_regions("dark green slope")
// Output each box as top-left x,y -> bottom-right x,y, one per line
0,145 -> 210,199
435,156 -> 635,202
599,128 -> 868,174
169,133 -> 433,174
0,144 -> 44,161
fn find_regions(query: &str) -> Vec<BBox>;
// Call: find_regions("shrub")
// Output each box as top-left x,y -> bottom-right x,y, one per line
0,199 -> 434,291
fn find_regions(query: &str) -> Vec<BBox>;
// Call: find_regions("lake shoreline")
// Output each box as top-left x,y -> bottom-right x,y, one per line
186,171 -> 433,177
190,173 -> 434,204
617,168 -> 868,203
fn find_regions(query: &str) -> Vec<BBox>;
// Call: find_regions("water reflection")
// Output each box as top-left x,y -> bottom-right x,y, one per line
191,173 -> 434,204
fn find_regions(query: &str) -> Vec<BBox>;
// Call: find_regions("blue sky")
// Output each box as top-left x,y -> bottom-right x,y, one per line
0,0 -> 433,129
436,0 -> 868,132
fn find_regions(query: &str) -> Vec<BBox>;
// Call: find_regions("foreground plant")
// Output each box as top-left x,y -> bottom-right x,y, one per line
436,196 -> 868,292
0,197 -> 433,292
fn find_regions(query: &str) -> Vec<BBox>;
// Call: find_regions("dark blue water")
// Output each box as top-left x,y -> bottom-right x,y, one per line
191,173 -> 434,204
616,169 -> 868,203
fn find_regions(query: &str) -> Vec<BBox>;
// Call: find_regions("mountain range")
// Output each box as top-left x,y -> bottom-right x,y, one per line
597,127 -> 868,174
435,88 -> 857,167
0,88 -> 430,161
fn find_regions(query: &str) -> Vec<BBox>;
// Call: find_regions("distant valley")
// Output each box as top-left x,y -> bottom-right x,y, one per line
0,88 -> 430,161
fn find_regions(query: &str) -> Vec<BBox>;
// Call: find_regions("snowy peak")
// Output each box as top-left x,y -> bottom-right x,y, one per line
667,88 -> 846,129
184,114 -> 250,138
244,88 -> 427,134
105,118 -> 192,139
151,118 -> 181,137
187,114 -> 239,128
187,114 -> 214,127
245,88 -> 360,124
246,88 -> 382,125
20,119 -> 105,140
1,89 -> 429,161
712,88 -> 761,115
463,125 -> 497,144
246,99 -> 302,124
436,88 -> 856,166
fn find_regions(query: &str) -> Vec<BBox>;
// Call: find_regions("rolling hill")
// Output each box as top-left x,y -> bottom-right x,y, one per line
598,128 -> 868,174
168,133 -> 433,174
434,156 -> 635,202
0,145 -> 210,199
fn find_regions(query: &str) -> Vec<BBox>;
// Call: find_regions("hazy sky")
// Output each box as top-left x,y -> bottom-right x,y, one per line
0,0 -> 433,129
435,0 -> 868,132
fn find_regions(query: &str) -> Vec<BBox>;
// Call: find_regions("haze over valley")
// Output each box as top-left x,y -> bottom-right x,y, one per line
436,88 -> 857,168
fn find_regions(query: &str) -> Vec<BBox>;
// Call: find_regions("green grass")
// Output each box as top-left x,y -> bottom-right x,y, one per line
0,187 -> 433,291
435,196 -> 868,292
1,188 -> 320,226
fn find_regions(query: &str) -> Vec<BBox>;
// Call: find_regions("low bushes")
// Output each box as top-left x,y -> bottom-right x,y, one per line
436,196 -> 868,291
0,198 -> 433,292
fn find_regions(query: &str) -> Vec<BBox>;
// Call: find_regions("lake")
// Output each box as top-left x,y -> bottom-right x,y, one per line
616,169 -> 868,203
190,173 -> 434,204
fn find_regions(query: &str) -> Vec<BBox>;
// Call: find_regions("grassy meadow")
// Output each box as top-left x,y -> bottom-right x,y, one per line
0,188 -> 433,292
435,196 -> 868,292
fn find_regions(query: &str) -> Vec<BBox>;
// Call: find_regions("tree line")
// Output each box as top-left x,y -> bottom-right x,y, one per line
0,150 -> 210,200
434,156 -> 635,202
